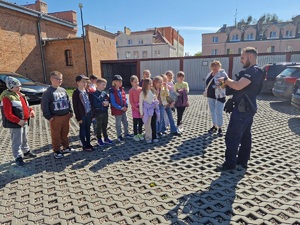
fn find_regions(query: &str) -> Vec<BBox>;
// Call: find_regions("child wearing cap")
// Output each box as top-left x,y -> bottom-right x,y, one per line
41,71 -> 74,159
0,76 -> 36,166
109,75 -> 132,142
72,75 -> 94,151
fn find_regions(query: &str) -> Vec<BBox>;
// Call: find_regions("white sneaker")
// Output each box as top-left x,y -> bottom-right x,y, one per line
133,135 -> 140,141
138,134 -> 144,140
153,139 -> 159,143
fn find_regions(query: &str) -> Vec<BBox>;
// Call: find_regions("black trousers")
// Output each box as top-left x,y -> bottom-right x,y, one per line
95,112 -> 108,139
151,111 -> 157,140
133,118 -> 143,135
176,106 -> 186,126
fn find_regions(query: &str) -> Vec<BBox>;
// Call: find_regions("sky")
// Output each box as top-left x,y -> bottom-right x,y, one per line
11,0 -> 300,55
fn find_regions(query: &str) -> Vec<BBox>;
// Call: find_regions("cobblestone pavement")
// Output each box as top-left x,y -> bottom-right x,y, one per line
0,93 -> 300,225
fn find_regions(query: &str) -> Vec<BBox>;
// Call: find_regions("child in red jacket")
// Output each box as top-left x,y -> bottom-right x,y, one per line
0,76 -> 36,166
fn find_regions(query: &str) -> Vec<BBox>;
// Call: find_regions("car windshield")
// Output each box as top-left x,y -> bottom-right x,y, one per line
0,75 -> 34,84
280,68 -> 298,77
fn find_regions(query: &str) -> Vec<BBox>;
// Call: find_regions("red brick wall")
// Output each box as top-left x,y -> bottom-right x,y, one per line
0,6 -> 76,82
44,38 -> 86,87
85,26 -> 117,78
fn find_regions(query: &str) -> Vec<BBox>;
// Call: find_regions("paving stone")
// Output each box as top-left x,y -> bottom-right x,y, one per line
0,94 -> 300,224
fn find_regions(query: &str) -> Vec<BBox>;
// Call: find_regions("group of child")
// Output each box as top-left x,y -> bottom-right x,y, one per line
0,69 -> 189,166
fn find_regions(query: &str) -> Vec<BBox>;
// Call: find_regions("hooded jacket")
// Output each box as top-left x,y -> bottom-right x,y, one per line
0,90 -> 31,128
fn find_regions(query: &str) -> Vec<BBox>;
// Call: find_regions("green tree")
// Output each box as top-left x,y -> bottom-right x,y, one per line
194,52 -> 202,56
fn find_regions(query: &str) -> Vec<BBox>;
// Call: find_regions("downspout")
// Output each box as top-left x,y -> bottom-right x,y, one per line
37,13 -> 47,83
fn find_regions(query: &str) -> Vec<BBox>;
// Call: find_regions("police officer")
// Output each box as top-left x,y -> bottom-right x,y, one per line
216,47 -> 263,171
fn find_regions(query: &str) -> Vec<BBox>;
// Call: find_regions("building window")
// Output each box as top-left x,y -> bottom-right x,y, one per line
211,49 -> 218,55
231,34 -> 239,41
267,46 -> 275,53
246,33 -> 254,40
117,52 -> 119,59
285,30 -> 293,38
125,51 -> 131,58
138,39 -> 143,44
134,51 -> 139,58
142,51 -> 148,58
269,31 -> 277,38
238,48 -> 242,54
154,50 -> 160,56
212,36 -> 218,43
116,41 -> 118,46
286,45 -> 293,52
128,39 -> 133,45
65,50 -> 73,66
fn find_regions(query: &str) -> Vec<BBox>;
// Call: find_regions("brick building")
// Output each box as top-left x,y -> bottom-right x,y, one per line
116,26 -> 184,59
0,0 -> 116,87
202,15 -> 300,56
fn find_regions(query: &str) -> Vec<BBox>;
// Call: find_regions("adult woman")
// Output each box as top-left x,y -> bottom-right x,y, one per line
205,60 -> 227,136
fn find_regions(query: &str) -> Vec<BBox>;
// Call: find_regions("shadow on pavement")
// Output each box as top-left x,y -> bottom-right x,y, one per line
165,169 -> 246,224
288,117 -> 300,135
269,101 -> 300,115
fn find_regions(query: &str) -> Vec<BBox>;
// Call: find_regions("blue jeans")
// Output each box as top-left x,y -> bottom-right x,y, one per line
79,112 -> 92,148
157,105 -> 178,133
207,97 -> 224,127
224,107 -> 255,167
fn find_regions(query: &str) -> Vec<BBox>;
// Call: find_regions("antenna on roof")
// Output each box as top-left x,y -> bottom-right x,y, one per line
234,8 -> 238,27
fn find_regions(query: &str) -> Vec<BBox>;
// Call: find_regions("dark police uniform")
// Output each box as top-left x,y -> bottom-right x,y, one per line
224,64 -> 263,168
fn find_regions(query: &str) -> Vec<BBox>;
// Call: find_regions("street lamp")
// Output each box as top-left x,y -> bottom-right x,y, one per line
79,3 -> 88,76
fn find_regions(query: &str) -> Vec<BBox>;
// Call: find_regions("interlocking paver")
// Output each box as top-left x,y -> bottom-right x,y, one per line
0,93 -> 300,224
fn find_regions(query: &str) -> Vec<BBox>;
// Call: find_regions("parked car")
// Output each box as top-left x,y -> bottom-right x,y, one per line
261,62 -> 300,93
0,72 -> 49,103
291,78 -> 300,109
272,65 -> 300,100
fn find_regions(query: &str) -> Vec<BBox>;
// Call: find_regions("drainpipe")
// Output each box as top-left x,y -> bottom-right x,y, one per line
37,13 -> 47,83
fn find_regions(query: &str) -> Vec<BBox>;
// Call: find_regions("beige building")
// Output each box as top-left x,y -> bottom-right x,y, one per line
202,15 -> 300,55
116,26 -> 184,59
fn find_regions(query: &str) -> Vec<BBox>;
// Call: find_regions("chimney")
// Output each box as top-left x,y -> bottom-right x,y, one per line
35,0 -> 48,13
124,26 -> 131,35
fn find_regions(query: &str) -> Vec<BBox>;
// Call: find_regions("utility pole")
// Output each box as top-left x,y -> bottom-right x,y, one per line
79,3 -> 88,76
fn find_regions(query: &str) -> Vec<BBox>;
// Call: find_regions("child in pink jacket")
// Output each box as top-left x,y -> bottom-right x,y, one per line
129,75 -> 144,141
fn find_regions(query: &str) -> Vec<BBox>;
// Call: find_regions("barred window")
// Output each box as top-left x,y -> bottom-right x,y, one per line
65,50 -> 73,66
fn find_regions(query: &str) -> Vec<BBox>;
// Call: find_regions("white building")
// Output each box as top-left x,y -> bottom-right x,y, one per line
116,27 -> 184,59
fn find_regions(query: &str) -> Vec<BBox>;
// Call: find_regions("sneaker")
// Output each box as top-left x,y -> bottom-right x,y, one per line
15,157 -> 25,166
104,137 -> 113,145
125,134 -> 133,139
62,147 -> 74,153
208,126 -> 217,134
146,140 -> 152,144
79,140 -> 83,146
217,128 -> 223,137
138,134 -> 144,141
153,139 -> 159,143
215,163 -> 236,172
133,135 -> 140,141
97,139 -> 105,146
117,136 -> 124,142
53,150 -> 64,159
83,146 -> 93,152
23,151 -> 37,159
171,131 -> 181,136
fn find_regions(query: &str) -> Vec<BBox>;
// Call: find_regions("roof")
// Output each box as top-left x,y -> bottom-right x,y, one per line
0,0 -> 77,28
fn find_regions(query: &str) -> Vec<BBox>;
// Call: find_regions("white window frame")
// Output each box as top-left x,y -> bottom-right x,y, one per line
142,51 -> 148,58
231,34 -> 239,41
133,51 -> 139,58
128,39 -> 133,45
211,49 -> 218,55
138,39 -> 144,44
269,31 -> 277,39
212,36 -> 218,43
285,30 -> 293,38
246,33 -> 254,40
125,51 -> 131,58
